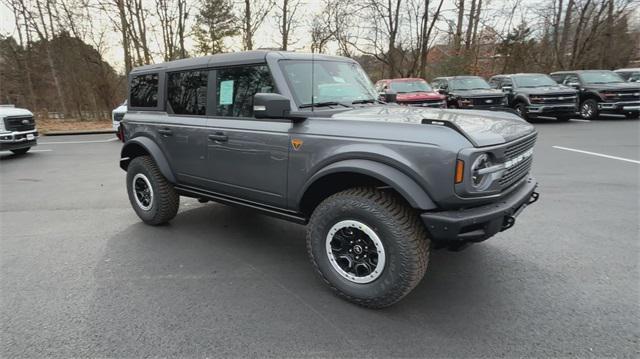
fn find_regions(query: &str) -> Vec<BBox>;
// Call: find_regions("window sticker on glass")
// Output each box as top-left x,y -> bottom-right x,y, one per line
219,80 -> 234,105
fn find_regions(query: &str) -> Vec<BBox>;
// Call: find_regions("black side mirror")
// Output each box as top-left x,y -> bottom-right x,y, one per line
502,85 -> 513,93
384,91 -> 397,103
567,82 -> 580,88
437,88 -> 447,95
254,93 -> 301,120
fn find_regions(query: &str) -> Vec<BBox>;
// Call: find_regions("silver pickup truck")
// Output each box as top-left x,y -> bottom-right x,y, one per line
0,105 -> 38,155
119,51 -> 539,308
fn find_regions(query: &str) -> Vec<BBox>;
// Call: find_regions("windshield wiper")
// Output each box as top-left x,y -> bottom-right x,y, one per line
298,101 -> 351,109
351,98 -> 379,105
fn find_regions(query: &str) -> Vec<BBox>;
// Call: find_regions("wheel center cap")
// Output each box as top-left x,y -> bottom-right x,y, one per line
353,245 -> 363,255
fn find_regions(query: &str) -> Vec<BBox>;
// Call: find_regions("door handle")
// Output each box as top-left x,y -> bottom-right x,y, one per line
158,128 -> 173,136
208,132 -> 228,142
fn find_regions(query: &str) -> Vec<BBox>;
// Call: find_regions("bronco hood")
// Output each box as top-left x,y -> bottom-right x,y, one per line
330,106 -> 535,147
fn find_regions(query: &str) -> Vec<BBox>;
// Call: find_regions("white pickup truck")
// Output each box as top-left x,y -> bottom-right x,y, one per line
0,105 -> 38,155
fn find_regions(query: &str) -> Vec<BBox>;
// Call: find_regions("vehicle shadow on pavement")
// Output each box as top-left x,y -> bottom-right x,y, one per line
0,152 -> 36,161
84,202 -> 553,357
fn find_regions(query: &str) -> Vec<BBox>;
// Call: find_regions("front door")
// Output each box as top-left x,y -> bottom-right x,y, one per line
204,64 -> 291,208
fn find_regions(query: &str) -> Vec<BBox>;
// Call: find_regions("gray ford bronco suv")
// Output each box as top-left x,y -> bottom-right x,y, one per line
119,51 -> 539,308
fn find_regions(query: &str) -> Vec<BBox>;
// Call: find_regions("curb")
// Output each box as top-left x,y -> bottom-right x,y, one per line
43,129 -> 115,136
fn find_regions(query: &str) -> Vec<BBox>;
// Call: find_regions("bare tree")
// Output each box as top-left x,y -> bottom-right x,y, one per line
240,0 -> 274,50
275,0 -> 302,50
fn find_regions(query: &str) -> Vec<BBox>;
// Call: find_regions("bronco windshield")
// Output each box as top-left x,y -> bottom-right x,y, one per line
450,77 -> 491,90
389,80 -> 433,93
580,71 -> 625,84
279,60 -> 378,108
513,74 -> 558,88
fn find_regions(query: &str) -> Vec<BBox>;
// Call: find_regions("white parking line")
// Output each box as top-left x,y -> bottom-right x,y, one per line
569,119 -> 591,123
29,149 -> 53,152
39,137 -> 118,145
552,146 -> 640,164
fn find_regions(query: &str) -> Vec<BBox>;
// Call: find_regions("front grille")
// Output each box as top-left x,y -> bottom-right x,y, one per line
532,95 -> 577,104
601,90 -> 640,102
500,134 -> 537,188
471,97 -> 503,106
4,116 -> 35,132
403,99 -> 443,107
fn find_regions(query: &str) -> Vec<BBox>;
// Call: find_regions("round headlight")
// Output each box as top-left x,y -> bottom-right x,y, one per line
471,153 -> 493,190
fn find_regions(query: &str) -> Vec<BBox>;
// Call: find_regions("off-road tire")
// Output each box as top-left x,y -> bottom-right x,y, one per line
307,187 -> 430,308
126,156 -> 179,225
10,147 -> 30,155
580,99 -> 599,120
515,102 -> 528,121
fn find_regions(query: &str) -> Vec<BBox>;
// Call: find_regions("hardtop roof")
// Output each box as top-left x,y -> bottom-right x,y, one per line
130,51 -> 355,74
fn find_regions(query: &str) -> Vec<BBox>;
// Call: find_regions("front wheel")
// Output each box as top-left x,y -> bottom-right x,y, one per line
126,156 -> 179,225
10,147 -> 30,155
580,99 -> 599,120
514,102 -> 528,121
307,188 -> 430,308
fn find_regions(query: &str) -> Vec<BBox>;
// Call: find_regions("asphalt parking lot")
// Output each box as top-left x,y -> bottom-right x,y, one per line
1,118 -> 638,357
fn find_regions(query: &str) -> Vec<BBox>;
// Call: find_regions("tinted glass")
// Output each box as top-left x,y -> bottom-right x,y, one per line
130,73 -> 159,107
513,74 -> 556,87
279,60 -> 378,106
580,71 -> 624,84
216,65 -> 275,117
450,77 -> 491,90
389,80 -> 433,93
167,70 -> 208,115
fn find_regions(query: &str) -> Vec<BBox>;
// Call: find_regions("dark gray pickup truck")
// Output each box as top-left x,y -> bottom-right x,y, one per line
119,51 -> 539,308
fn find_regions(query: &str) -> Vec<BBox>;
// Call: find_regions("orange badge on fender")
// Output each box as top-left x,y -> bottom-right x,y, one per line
291,139 -> 303,151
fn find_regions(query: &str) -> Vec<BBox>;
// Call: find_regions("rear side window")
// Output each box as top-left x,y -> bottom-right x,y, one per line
130,73 -> 159,107
216,65 -> 275,117
167,70 -> 208,115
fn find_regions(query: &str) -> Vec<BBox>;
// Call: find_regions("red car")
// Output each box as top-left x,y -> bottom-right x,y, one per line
375,78 -> 446,108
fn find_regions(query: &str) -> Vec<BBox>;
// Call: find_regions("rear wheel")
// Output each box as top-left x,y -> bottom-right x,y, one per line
126,156 -> 179,225
307,187 -> 430,308
580,99 -> 598,120
10,147 -> 30,155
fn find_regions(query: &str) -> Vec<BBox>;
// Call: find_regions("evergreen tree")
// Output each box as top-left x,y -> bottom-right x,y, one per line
194,0 -> 239,55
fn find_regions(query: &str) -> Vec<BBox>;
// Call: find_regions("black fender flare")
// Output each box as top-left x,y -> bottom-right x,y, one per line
119,136 -> 176,183
298,159 -> 437,210
513,94 -> 530,106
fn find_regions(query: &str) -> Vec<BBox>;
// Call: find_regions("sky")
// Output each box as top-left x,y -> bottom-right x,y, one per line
0,0 -> 637,73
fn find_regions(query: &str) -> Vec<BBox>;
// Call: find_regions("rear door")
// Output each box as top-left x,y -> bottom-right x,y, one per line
160,69 -> 209,186
203,64 -> 291,207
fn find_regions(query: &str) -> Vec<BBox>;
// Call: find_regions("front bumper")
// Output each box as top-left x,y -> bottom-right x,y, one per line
421,177 -> 539,242
526,104 -> 579,117
0,129 -> 38,151
598,101 -> 640,116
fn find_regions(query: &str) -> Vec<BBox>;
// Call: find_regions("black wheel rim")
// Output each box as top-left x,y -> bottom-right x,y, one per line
326,220 -> 385,283
133,173 -> 153,210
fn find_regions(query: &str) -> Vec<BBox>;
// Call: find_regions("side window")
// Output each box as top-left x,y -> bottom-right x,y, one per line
564,75 -> 579,85
167,70 -> 208,115
130,73 -> 159,107
502,78 -> 513,87
489,78 -> 499,88
216,65 -> 275,117
441,80 -> 448,89
431,80 -> 440,88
